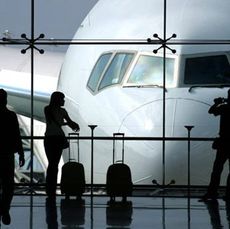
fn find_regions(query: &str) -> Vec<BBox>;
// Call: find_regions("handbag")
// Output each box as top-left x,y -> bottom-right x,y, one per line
60,135 -> 69,149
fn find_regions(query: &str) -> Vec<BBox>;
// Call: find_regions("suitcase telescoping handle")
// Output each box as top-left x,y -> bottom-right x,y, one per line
68,132 -> 80,162
113,133 -> 125,164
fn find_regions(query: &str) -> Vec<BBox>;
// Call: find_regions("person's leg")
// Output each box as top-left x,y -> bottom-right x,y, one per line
1,155 -> 14,225
224,158 -> 230,200
44,138 -> 63,198
205,149 -> 228,198
0,162 -> 2,215
46,151 -> 62,197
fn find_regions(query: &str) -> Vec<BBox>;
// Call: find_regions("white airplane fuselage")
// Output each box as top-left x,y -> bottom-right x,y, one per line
58,0 -> 230,185
1,0 -> 230,186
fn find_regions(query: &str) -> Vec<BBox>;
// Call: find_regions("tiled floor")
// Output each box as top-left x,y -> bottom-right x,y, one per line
1,195 -> 230,228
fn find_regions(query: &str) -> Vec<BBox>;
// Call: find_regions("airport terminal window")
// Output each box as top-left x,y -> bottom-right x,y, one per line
87,53 -> 112,92
184,55 -> 230,84
3,1 -> 230,189
98,53 -> 134,90
127,55 -> 175,86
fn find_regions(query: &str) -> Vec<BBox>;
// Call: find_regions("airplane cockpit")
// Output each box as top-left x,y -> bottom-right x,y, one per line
87,50 -> 230,94
181,53 -> 230,88
86,50 -> 176,94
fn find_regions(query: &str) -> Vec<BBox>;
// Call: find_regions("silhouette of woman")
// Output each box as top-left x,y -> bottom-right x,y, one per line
44,91 -> 79,199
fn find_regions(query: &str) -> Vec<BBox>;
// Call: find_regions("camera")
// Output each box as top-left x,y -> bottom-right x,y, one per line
214,97 -> 227,104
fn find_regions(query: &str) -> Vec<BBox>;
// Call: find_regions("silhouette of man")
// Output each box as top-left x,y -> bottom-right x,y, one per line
0,89 -> 25,225
202,89 -> 230,201
44,91 -> 79,200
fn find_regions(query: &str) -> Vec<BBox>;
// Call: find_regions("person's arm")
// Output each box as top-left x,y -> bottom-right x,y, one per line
63,109 -> 80,131
19,152 -> 25,167
209,98 -> 224,116
14,113 -> 25,167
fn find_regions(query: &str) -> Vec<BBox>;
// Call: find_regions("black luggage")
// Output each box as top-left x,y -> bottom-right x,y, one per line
106,133 -> 133,202
60,133 -> 85,199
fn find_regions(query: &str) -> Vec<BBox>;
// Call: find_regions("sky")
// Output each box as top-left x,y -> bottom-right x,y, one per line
0,0 -> 98,50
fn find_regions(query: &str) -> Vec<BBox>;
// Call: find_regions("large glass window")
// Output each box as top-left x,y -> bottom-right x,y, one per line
98,53 -> 134,90
184,55 -> 230,84
2,0 -> 230,190
127,55 -> 175,87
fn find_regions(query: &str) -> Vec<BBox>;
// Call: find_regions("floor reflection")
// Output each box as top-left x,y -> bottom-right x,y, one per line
46,198 -> 58,229
226,200 -> 230,225
10,196 -> 230,229
205,200 -> 229,229
60,198 -> 85,228
106,201 -> 133,228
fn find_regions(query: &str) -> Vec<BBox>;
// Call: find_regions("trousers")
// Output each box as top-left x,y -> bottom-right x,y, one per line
44,137 -> 63,197
207,149 -> 230,196
0,154 -> 14,213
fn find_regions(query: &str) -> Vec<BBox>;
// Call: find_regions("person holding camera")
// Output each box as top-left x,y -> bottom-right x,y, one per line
44,91 -> 80,200
201,89 -> 230,201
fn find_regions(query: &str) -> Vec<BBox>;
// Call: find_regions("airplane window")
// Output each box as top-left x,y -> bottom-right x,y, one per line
98,53 -> 134,90
184,55 -> 230,84
87,53 -> 112,92
127,55 -> 174,86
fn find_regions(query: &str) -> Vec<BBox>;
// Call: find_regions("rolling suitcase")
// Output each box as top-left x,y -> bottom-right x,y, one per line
106,133 -> 133,202
60,133 -> 85,199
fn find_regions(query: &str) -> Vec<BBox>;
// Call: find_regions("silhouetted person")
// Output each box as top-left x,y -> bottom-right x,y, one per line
44,91 -> 79,200
202,89 -> 230,201
0,89 -> 25,225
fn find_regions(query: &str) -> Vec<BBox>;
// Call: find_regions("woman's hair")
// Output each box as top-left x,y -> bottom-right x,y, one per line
49,91 -> 65,106
0,88 -> 7,107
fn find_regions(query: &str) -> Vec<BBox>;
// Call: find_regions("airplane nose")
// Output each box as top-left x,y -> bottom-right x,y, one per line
119,97 -> 217,138
118,97 -> 219,185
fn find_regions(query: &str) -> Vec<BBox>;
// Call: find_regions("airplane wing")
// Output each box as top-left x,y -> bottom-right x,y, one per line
0,46 -> 65,121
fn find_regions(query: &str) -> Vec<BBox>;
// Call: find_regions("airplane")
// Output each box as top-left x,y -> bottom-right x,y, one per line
1,0 -> 230,186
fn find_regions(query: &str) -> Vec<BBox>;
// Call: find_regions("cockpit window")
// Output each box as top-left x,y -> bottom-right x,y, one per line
98,53 -> 134,90
87,53 -> 112,92
127,55 -> 175,86
184,55 -> 230,84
